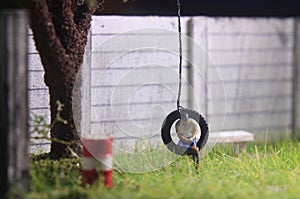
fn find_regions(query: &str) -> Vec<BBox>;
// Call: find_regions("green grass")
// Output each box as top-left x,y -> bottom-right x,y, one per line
12,140 -> 300,199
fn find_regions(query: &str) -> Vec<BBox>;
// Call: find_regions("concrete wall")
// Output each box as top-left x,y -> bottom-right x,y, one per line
28,16 -> 297,152
203,18 -> 294,141
28,29 -> 51,153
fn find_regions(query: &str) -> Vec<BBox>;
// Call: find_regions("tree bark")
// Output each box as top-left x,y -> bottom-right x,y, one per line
23,0 -> 103,158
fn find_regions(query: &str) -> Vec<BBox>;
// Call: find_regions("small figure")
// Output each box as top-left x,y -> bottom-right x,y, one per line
175,111 -> 200,152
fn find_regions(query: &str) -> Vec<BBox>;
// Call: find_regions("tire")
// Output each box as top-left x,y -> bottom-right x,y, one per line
161,109 -> 209,156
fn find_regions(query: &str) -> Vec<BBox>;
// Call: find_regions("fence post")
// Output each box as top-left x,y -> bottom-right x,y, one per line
81,30 -> 91,135
188,17 -> 208,118
292,18 -> 300,139
0,10 -> 29,196
73,29 -> 91,136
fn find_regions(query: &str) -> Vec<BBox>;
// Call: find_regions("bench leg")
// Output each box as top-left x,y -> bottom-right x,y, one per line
233,142 -> 248,155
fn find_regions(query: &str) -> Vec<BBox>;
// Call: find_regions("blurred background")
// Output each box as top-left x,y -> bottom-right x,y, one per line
28,0 -> 300,153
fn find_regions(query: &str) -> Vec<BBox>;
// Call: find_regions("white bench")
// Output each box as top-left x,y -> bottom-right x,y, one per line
208,130 -> 254,154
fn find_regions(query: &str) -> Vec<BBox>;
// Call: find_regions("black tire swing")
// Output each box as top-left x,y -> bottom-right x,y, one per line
161,108 -> 209,156
160,0 -> 209,158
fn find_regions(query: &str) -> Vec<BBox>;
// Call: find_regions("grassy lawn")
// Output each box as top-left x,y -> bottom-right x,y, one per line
10,139 -> 300,199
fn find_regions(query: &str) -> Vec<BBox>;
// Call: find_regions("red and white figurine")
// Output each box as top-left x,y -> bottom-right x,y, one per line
82,135 -> 113,188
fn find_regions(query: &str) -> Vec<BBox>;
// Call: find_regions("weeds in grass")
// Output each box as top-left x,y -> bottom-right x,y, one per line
31,100 -> 78,157
17,139 -> 299,199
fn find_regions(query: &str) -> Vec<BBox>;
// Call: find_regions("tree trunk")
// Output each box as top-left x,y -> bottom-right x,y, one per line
23,0 -> 104,158
48,79 -> 81,158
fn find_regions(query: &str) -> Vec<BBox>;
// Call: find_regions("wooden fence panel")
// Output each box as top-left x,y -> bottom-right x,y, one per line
0,10 -> 29,195
293,19 -> 300,138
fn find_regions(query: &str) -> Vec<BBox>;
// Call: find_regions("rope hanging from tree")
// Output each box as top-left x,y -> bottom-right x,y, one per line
176,0 -> 183,110
161,0 -> 209,168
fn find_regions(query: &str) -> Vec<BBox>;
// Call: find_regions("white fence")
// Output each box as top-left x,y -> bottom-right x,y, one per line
29,16 -> 299,152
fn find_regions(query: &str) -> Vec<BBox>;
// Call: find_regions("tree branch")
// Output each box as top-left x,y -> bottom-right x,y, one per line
23,0 -> 77,86
23,0 -> 100,87
74,0 -> 105,35
57,0 -> 92,72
